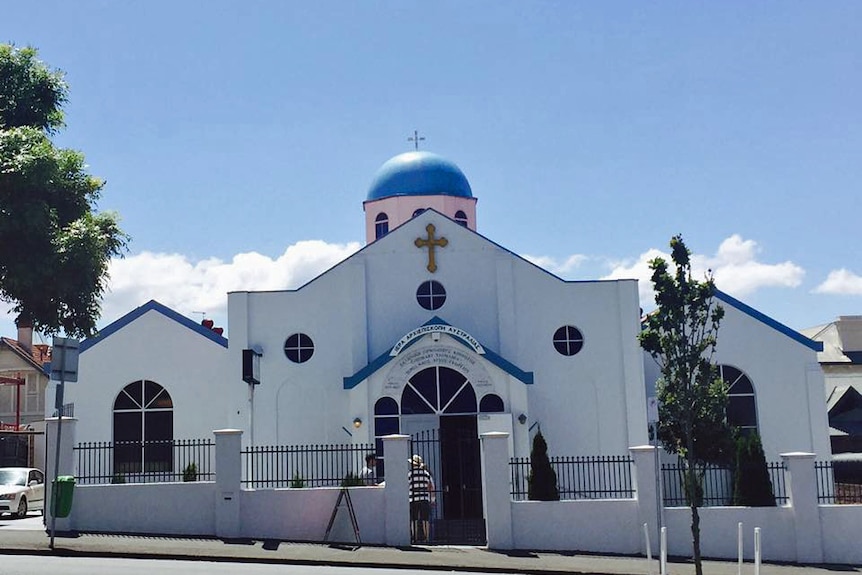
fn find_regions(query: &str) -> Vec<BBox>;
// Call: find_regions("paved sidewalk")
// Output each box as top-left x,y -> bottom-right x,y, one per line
0,528 -> 859,575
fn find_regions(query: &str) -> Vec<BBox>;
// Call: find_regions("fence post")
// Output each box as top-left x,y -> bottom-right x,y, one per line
630,445 -> 660,556
214,429 -> 243,539
781,451 -> 823,563
481,431 -> 513,549
382,434 -> 410,547
45,417 -> 77,532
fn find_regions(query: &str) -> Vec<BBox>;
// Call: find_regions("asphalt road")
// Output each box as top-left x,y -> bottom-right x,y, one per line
0,512 -> 44,530
0,555 -> 516,575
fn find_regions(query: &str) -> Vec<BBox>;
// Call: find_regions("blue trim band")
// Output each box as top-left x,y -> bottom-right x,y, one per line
713,290 -> 823,352
80,300 -> 228,353
343,316 -> 533,389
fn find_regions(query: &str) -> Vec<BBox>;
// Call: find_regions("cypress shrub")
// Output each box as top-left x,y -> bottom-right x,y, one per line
732,432 -> 776,506
528,431 -> 559,501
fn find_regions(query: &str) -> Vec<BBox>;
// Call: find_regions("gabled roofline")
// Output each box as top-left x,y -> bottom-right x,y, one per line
229,208 -> 635,298
713,289 -> 823,352
80,300 -> 228,353
343,316 -> 533,389
0,337 -> 47,372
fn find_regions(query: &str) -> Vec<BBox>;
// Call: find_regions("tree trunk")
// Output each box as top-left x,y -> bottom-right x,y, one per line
690,483 -> 703,575
686,420 -> 703,575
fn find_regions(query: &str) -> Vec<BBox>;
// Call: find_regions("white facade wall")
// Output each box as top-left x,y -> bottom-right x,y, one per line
714,304 -> 830,460
642,297 -> 831,462
229,211 -> 647,456
61,309 -> 234,444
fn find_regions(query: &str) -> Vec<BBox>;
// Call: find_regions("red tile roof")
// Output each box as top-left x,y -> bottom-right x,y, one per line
0,337 -> 51,369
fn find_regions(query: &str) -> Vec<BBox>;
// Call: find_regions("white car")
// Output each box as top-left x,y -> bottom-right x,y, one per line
0,467 -> 45,518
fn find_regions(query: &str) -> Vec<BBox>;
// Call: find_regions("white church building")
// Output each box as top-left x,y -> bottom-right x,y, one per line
58,150 -> 830,500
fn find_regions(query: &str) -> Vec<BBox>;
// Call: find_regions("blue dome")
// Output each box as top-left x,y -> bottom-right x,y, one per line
366,151 -> 473,201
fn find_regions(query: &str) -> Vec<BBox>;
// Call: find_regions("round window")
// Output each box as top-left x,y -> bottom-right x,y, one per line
284,333 -> 314,363
553,325 -> 584,356
416,280 -> 447,311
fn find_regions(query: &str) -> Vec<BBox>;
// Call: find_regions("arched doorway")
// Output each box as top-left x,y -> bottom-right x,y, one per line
400,365 -> 484,544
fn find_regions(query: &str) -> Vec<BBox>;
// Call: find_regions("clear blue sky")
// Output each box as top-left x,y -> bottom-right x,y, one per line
2,1 -> 861,340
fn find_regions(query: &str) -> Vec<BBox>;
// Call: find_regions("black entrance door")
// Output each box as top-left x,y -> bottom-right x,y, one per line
440,415 -> 482,519
437,415 -> 485,544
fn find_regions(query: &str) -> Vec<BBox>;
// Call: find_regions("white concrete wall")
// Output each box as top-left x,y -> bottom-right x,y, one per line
820,505 -> 862,565
511,500 -> 641,553
71,482 -> 217,535
240,486 -> 386,544
664,506 -> 796,561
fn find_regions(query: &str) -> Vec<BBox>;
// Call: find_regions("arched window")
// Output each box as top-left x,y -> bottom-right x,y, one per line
454,210 -> 468,227
401,366 -> 477,415
719,365 -> 758,435
374,397 -> 400,479
412,208 -> 427,218
375,212 -> 389,239
479,394 -> 504,413
113,380 -> 173,475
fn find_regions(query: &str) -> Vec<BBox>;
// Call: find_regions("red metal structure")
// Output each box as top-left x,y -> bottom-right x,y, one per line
0,375 -> 25,429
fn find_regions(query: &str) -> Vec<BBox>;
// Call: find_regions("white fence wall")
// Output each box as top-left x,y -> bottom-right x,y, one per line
663,507 -> 796,561
511,500 -> 641,553
72,482 -> 216,535
45,419 -> 862,565
820,505 -> 862,565
240,486 -> 386,543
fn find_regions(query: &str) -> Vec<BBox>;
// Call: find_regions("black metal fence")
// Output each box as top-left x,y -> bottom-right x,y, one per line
74,439 -> 215,485
510,455 -> 635,501
815,460 -> 862,504
661,460 -> 788,506
242,442 -> 377,488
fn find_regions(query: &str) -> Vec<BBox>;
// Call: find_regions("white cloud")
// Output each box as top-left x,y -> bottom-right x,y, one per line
100,240 -> 361,330
704,235 -> 804,297
522,253 -> 587,276
602,235 -> 804,309
814,269 -> 862,295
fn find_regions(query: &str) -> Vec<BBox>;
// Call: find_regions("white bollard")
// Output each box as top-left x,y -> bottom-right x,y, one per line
754,527 -> 762,575
644,523 -> 653,575
737,521 -> 743,575
660,526 -> 667,575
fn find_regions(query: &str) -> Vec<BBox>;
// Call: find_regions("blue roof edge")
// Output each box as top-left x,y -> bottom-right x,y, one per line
343,316 -> 533,389
80,300 -> 228,353
713,290 -> 823,352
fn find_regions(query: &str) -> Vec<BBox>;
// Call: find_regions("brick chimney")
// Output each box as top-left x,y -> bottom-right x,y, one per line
15,317 -> 33,353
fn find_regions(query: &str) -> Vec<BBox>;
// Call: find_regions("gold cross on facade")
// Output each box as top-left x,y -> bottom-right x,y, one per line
414,223 -> 448,273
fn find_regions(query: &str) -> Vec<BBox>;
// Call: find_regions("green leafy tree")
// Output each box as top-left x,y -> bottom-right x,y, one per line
527,430 -> 559,501
732,433 -> 776,507
639,235 -> 732,575
0,44 -> 128,337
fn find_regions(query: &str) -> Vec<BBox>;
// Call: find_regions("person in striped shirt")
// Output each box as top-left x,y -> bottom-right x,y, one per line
408,454 -> 435,542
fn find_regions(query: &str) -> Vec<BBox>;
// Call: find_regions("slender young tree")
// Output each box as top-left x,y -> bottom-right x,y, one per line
0,44 -> 128,337
639,235 -> 732,575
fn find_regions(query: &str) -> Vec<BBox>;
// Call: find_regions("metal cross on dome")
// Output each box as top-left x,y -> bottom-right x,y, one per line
415,223 -> 448,273
408,129 -> 426,151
